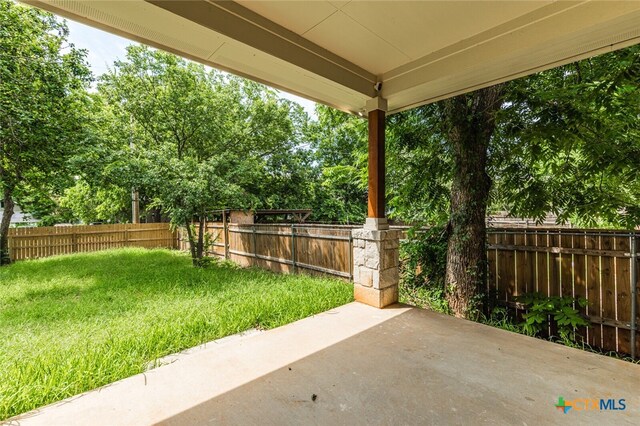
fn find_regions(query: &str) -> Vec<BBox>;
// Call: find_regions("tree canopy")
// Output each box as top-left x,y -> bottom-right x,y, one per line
96,45 -> 310,264
493,46 -> 640,228
0,0 -> 91,263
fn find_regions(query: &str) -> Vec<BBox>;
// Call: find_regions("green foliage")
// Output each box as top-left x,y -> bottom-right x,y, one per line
0,0 -> 91,261
193,255 -> 218,268
308,104 -> 452,224
399,280 -> 451,315
481,307 -> 524,333
140,153 -> 256,226
517,293 -> 590,343
59,179 -> 129,224
13,184 -> 74,226
62,93 -> 141,223
0,248 -> 353,419
306,105 -> 367,223
492,46 -> 640,228
400,225 -> 448,287
387,105 -> 452,223
308,47 -> 640,229
98,46 -> 308,261
398,225 -> 450,313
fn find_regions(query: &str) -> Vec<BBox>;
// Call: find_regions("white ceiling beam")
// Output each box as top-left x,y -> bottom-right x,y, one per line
146,0 -> 377,98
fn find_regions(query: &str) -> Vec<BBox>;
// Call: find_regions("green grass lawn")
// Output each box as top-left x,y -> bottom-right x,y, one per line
0,248 -> 353,420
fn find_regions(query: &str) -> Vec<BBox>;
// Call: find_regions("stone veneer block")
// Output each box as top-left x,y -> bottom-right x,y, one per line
381,248 -> 399,271
356,268 -> 373,287
383,238 -> 399,250
374,266 -> 399,289
364,241 -> 381,269
354,284 -> 398,308
364,217 -> 389,230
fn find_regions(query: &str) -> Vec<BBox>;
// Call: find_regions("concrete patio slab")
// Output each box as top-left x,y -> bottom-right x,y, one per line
10,302 -> 640,425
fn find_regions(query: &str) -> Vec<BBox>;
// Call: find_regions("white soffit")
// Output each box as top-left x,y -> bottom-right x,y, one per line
22,1 -> 640,115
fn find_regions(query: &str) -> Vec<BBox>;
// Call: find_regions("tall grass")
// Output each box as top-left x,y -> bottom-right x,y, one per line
0,248 -> 353,420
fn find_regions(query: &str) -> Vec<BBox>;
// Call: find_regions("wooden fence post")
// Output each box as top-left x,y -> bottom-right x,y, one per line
291,224 -> 297,274
223,210 -> 229,260
252,225 -> 257,265
348,233 -> 353,282
631,233 -> 637,360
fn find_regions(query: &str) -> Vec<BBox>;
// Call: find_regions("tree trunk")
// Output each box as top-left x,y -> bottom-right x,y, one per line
185,219 -> 198,266
443,85 -> 504,319
196,215 -> 205,260
1,188 -> 15,265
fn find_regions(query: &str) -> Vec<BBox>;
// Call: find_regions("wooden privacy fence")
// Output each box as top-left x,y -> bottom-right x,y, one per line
487,228 -> 639,358
181,222 -> 639,357
177,222 -> 356,279
8,223 -> 176,261
12,220 -> 637,357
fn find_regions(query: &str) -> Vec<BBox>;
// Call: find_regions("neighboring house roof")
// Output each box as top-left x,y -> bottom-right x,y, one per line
487,211 -> 570,228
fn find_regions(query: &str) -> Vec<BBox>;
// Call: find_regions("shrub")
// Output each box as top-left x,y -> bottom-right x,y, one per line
399,224 -> 449,313
516,293 -> 590,344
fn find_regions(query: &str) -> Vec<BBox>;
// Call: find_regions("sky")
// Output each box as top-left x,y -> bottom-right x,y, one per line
65,20 -> 318,117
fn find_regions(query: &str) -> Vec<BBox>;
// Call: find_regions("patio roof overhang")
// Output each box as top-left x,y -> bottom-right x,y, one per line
21,0 -> 640,115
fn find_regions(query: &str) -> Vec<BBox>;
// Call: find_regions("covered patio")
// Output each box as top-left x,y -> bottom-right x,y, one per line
14,302 -> 640,424
14,0 -> 640,423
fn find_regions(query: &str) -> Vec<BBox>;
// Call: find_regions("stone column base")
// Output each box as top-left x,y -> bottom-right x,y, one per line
354,284 -> 398,308
352,227 -> 401,309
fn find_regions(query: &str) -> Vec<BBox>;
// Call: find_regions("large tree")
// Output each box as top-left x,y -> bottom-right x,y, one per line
441,86 -> 504,318
99,46 -> 304,265
393,46 -> 640,317
0,1 -> 90,264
